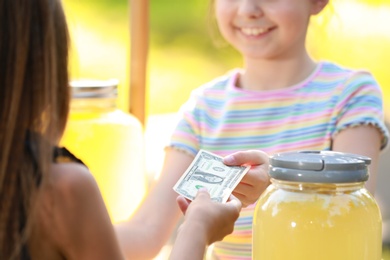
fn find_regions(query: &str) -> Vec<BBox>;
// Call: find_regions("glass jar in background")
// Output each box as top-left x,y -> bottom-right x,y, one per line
61,79 -> 147,223
253,150 -> 382,260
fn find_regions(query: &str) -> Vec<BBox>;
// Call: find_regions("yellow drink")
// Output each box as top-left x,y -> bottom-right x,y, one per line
253,182 -> 382,260
61,80 -> 148,223
253,151 -> 382,260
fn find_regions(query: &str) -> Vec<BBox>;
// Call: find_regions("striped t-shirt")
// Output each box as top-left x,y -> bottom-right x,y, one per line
168,61 -> 389,259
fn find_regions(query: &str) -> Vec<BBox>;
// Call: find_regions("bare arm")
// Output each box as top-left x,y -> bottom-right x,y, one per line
114,148 -> 269,259
332,125 -> 382,194
170,190 -> 241,260
115,149 -> 194,259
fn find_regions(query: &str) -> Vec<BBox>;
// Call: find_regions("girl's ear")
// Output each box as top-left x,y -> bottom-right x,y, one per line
311,0 -> 329,15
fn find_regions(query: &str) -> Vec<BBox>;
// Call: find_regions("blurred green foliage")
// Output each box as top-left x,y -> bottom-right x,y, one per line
64,0 -> 240,115
148,0 -> 241,115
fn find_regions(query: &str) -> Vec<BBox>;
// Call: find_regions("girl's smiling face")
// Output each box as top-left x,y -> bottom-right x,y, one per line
214,0 -> 328,61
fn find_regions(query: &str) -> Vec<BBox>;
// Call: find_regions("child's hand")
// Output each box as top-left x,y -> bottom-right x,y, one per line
223,150 -> 270,207
176,189 -> 242,245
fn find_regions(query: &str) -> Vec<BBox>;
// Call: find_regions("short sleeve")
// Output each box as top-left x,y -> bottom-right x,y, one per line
167,89 -> 202,156
333,71 -> 389,150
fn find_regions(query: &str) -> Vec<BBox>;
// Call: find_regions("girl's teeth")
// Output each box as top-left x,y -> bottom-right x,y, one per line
241,27 -> 268,36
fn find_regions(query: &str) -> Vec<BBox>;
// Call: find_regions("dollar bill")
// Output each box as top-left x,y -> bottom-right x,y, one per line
173,150 -> 250,203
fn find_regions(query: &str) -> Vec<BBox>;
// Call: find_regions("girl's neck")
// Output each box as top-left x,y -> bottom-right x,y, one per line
238,54 -> 318,91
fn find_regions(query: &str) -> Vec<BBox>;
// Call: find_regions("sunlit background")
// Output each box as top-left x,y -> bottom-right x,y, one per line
63,0 -> 390,117
62,0 -> 390,258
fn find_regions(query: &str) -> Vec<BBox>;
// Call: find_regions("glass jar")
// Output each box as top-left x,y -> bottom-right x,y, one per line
60,79 -> 147,223
253,151 -> 382,260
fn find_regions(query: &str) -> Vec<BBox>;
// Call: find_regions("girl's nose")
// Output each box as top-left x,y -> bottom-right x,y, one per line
238,0 -> 263,18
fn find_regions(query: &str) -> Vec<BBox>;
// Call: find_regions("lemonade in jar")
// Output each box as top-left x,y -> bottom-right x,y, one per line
253,151 -> 382,260
61,79 -> 147,223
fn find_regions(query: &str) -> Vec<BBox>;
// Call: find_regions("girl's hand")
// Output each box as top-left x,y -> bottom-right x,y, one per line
176,189 -> 242,245
223,150 -> 270,207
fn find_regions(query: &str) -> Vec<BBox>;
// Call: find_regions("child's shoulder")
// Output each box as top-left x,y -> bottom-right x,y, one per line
32,161 -> 97,241
311,61 -> 382,99
318,61 -> 375,79
315,61 -> 378,86
46,161 -> 97,212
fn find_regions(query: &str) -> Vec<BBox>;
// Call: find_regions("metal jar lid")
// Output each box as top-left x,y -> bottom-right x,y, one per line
269,150 -> 371,183
69,79 -> 118,99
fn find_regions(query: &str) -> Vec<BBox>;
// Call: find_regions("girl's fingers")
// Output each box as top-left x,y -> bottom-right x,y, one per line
223,150 -> 269,166
176,195 -> 190,214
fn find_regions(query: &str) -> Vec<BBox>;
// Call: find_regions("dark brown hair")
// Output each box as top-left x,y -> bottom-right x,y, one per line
0,0 -> 70,258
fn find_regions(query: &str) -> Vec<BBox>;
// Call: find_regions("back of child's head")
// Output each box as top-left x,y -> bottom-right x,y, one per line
0,0 -> 70,258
